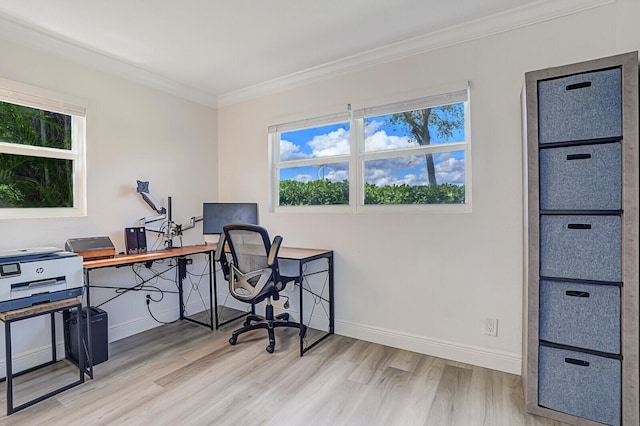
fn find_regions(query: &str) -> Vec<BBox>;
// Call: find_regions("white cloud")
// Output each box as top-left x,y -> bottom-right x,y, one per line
365,130 -> 414,151
365,158 -> 429,187
308,128 -> 350,157
365,153 -> 465,187
325,168 -> 348,182
294,174 -> 313,183
434,153 -> 465,185
279,139 -> 308,161
364,120 -> 384,137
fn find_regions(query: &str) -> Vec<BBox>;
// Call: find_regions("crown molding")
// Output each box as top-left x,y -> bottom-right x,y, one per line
0,0 -> 615,109
0,12 -> 219,108
217,0 -> 615,107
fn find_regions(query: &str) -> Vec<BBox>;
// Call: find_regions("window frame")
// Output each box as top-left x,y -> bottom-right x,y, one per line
269,84 -> 471,213
357,88 -> 471,212
0,78 -> 87,219
269,111 -> 355,213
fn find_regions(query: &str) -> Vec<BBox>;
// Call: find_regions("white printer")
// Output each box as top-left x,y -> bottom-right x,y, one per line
0,247 -> 84,313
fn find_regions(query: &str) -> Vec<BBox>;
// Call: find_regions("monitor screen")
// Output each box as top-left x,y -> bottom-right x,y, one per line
202,202 -> 258,235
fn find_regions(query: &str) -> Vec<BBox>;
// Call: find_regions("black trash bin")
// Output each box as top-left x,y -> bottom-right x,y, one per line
64,306 -> 108,366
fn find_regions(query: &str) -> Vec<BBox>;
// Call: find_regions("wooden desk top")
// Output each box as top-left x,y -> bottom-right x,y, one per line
0,297 -> 82,321
83,244 -> 331,270
277,246 -> 333,261
83,245 -> 214,270
207,243 -> 332,261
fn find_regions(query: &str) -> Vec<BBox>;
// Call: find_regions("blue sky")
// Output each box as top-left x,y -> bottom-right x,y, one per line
279,107 -> 465,187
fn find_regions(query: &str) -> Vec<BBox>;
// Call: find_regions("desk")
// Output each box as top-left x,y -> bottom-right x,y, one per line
0,297 -> 85,415
212,244 -> 334,356
82,244 -> 332,376
83,245 -> 214,377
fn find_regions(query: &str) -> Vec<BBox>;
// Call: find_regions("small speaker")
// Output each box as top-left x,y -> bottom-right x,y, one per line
125,227 -> 147,254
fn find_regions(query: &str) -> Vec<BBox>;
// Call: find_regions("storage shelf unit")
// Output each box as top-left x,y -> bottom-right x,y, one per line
524,52 -> 639,425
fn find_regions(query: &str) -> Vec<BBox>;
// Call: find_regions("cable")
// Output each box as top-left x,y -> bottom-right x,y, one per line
145,294 -> 179,325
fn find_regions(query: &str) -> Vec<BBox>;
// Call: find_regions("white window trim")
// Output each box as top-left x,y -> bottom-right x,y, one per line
357,91 -> 471,213
0,78 -> 87,219
269,111 -> 354,213
269,83 -> 471,213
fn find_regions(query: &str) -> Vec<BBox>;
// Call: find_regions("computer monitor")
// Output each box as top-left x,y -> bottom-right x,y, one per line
202,202 -> 258,235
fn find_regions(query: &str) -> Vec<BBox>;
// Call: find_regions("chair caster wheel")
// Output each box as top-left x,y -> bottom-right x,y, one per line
266,345 -> 274,353
229,336 -> 237,345
243,319 -> 251,327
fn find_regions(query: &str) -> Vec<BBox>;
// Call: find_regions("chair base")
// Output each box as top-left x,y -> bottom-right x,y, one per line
229,305 -> 306,353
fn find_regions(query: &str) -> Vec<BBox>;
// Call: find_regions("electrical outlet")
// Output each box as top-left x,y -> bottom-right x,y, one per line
484,318 -> 498,337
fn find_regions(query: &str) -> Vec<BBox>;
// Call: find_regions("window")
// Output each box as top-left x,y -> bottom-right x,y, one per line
0,78 -> 86,218
360,89 -> 470,206
270,112 -> 352,208
269,85 -> 470,211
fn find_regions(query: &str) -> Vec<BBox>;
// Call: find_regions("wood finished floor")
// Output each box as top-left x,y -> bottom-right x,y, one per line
0,320 -> 569,426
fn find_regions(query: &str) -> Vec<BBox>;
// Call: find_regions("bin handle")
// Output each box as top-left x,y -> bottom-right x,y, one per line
567,224 -> 591,230
566,290 -> 590,298
566,153 -> 591,160
566,81 -> 592,90
565,357 -> 589,367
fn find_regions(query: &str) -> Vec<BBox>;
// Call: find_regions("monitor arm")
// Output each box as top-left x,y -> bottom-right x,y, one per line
137,180 -> 166,220
135,181 -> 202,249
181,215 -> 203,232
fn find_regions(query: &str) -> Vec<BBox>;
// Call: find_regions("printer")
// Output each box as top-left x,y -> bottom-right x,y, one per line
0,247 -> 84,313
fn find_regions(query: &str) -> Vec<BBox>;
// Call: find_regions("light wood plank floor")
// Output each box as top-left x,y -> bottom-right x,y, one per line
0,320 -> 569,425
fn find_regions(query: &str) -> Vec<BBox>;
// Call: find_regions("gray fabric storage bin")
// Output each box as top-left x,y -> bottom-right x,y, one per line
540,215 -> 621,282
539,143 -> 621,210
539,279 -> 620,354
538,68 -> 622,144
539,345 -> 621,426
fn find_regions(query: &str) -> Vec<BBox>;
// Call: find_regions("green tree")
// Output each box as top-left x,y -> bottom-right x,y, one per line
388,104 -> 464,186
0,102 -> 73,207
278,179 -> 464,206
280,179 -> 349,205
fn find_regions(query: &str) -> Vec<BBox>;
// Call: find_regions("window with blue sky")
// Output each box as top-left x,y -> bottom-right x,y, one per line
270,86 -> 470,209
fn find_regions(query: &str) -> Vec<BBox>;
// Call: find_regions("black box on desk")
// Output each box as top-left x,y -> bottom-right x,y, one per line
64,306 -> 109,366
125,227 -> 147,254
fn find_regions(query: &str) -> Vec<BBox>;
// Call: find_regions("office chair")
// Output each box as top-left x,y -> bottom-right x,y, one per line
215,224 -> 305,353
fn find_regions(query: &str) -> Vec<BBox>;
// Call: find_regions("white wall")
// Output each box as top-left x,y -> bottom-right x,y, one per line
218,1 -> 640,374
0,0 -> 637,377
0,39 -> 218,372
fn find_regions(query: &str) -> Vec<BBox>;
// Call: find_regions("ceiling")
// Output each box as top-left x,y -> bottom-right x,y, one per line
0,0 -> 609,107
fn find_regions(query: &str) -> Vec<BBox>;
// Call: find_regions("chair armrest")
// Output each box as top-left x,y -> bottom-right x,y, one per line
268,235 -> 283,266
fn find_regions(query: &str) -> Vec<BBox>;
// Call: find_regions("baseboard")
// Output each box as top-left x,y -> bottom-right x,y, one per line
0,305 -> 521,377
0,343 -> 67,380
336,319 -> 522,375
108,298 -> 211,342
0,299 -> 211,378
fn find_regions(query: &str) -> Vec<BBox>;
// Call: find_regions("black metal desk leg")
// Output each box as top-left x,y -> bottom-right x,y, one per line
328,254 -> 334,334
208,252 -> 214,328
213,254 -> 220,328
177,257 -> 187,320
84,268 -> 94,379
76,305 -> 85,384
298,261 -> 304,357
5,320 -> 13,415
50,312 -> 57,361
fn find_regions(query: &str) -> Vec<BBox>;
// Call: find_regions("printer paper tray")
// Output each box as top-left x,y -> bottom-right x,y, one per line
0,288 -> 84,313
